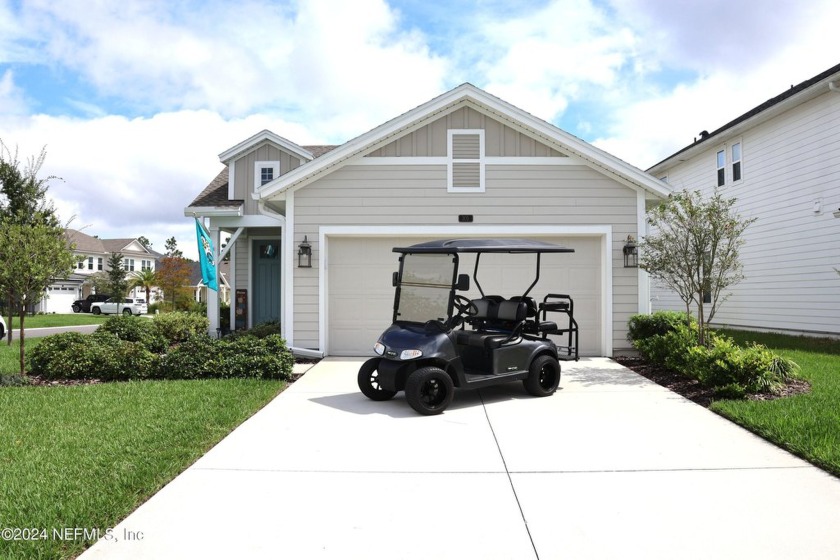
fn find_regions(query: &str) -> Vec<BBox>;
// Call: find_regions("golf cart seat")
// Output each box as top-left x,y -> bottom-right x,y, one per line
456,299 -> 527,350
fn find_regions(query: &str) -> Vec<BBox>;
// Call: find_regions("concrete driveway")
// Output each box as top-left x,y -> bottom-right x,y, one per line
81,358 -> 840,559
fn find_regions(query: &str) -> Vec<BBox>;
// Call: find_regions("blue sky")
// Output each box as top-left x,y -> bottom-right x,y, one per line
1,0 -> 838,259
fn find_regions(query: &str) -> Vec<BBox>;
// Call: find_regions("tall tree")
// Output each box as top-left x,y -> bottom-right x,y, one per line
137,236 -> 152,251
0,219 -> 76,372
641,188 -> 756,344
164,236 -> 183,258
105,252 -> 130,315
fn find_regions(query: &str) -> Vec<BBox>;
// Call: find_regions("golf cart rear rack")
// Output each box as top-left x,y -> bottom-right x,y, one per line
539,294 -> 579,361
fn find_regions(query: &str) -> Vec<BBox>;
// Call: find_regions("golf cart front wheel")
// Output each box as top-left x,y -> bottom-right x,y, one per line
523,355 -> 561,397
358,358 -> 397,401
405,366 -> 454,415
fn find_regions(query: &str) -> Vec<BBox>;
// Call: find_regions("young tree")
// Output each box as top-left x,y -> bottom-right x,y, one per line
106,253 -> 129,313
86,271 -> 113,296
156,256 -> 192,311
641,188 -> 756,344
0,218 -> 76,372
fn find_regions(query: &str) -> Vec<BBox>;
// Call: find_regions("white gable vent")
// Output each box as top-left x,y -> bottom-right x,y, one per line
448,129 -> 485,193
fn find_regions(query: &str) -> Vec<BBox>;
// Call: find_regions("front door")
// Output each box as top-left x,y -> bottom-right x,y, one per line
252,239 -> 281,326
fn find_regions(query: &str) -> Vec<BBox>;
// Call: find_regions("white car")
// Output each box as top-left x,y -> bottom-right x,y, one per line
91,298 -> 145,316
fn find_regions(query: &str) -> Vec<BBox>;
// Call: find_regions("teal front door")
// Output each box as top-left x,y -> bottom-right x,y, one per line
252,239 -> 281,326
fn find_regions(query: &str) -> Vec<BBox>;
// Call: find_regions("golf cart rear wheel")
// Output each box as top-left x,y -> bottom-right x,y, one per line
406,366 -> 454,415
523,355 -> 561,397
358,358 -> 397,401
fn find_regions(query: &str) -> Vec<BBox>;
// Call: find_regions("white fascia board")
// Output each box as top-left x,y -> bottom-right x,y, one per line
183,206 -> 242,218
218,129 -> 314,164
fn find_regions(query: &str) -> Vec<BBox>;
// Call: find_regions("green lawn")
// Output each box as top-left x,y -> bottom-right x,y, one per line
0,378 -> 284,560
8,314 -> 109,329
712,329 -> 840,477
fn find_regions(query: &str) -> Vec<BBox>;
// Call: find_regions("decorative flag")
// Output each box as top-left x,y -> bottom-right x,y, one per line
195,218 -> 218,291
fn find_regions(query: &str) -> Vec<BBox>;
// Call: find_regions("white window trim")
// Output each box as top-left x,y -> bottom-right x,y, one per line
716,148 -> 726,187
254,161 -> 280,192
730,139 -> 743,184
447,129 -> 485,193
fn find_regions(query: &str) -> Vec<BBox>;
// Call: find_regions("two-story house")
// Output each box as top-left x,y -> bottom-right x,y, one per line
647,62 -> 840,337
38,229 -> 162,313
185,83 -> 671,357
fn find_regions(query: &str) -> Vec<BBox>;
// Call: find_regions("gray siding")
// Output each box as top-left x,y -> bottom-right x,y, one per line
293,163 -> 639,353
232,143 -> 303,214
652,90 -> 840,335
367,107 -> 567,158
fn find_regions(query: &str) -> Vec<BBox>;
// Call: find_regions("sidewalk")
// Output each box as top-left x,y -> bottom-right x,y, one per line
80,358 -> 840,559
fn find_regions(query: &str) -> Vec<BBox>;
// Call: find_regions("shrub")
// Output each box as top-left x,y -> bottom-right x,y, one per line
98,315 -> 168,353
155,334 -> 218,379
224,321 -> 281,340
627,311 -> 695,342
29,331 -> 157,381
153,312 -> 209,345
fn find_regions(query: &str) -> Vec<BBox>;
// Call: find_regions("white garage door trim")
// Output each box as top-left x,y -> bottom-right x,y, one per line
319,225 -> 613,356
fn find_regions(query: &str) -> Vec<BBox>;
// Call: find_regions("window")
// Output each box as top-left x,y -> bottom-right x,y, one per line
141,260 -> 152,271
77,258 -> 85,270
731,142 -> 742,182
87,257 -> 94,270
97,258 -> 103,271
254,161 -> 280,190
716,150 -> 725,187
123,258 -> 135,271
448,130 -> 485,192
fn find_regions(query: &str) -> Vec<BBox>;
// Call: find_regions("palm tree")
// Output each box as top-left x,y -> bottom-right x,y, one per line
131,268 -> 157,306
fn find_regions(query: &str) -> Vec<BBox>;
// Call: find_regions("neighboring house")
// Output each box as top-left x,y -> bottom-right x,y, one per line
185,83 -> 671,357
647,62 -> 840,337
37,229 -> 163,313
189,260 -> 231,306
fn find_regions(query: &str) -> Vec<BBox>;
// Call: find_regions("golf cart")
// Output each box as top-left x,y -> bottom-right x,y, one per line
357,238 -> 580,415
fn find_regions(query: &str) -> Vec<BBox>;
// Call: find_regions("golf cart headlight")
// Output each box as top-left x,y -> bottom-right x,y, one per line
373,342 -> 385,356
400,349 -> 423,360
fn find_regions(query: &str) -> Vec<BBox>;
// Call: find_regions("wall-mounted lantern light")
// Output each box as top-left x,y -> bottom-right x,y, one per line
623,235 -> 638,268
298,235 -> 312,268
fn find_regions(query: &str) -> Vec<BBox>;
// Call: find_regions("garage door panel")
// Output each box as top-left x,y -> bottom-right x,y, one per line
327,236 -> 603,356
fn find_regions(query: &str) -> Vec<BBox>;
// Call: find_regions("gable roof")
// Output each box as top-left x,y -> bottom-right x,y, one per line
218,129 -> 315,164
648,61 -> 840,173
65,229 -> 162,258
256,83 -> 671,199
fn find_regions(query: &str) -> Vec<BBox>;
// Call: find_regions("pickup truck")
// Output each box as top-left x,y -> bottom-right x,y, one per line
72,294 -> 111,313
91,298 -> 145,316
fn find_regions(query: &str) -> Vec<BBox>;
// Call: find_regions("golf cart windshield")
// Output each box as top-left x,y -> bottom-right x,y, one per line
396,253 -> 456,323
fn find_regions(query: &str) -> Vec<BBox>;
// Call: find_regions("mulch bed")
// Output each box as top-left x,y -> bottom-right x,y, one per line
614,356 -> 811,407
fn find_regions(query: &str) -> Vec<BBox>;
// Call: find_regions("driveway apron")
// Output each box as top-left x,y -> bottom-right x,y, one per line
80,358 -> 840,559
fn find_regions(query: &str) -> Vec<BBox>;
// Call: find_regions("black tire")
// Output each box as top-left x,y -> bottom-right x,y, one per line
72,304 -> 81,313
357,358 -> 397,401
523,355 -> 561,397
122,308 -> 133,316
92,307 -> 101,315
405,366 -> 454,415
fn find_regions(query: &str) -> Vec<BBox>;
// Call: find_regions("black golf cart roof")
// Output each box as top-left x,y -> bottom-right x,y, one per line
393,238 -> 574,254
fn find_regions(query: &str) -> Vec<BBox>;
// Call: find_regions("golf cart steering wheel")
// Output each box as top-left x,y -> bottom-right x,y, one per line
453,295 -> 478,318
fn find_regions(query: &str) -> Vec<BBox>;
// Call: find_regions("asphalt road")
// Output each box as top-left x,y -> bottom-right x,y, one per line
10,324 -> 100,340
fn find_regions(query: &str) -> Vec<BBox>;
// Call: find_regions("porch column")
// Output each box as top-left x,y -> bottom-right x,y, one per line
207,226 -> 220,336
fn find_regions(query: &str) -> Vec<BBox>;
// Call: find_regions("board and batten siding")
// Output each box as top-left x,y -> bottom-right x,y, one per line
292,163 -> 640,354
232,144 -> 304,214
367,107 -> 567,158
652,89 -> 840,335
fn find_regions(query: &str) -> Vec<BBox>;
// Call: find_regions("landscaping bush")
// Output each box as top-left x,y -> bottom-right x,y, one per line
627,310 -> 694,342
628,311 -> 799,397
28,331 -> 157,381
224,321 -> 281,340
98,315 -> 168,353
153,312 -> 209,345
156,333 -> 294,381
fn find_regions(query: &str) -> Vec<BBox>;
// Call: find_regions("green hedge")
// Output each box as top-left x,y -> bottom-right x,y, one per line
27,314 -> 294,382
628,311 -> 799,397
